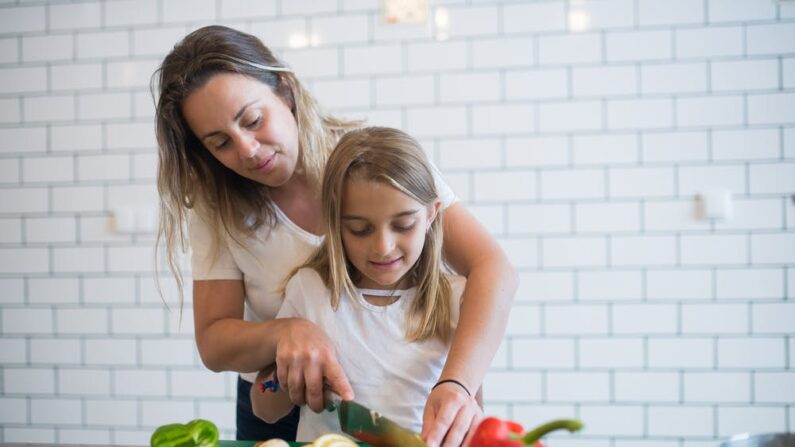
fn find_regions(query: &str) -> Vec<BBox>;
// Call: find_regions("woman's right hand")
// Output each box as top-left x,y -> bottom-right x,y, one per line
275,318 -> 354,412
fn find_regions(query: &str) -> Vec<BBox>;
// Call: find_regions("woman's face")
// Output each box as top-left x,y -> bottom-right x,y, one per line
182,73 -> 300,189
340,178 -> 440,290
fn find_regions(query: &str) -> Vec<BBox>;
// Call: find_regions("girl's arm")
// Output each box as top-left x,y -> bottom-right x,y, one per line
250,364 -> 295,424
193,279 -> 354,412
421,202 -> 518,447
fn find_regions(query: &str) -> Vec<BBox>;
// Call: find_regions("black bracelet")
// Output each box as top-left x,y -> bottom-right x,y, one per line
432,379 -> 471,397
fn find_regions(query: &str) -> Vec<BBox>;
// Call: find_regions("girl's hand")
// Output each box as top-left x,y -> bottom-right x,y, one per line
421,382 -> 483,447
275,318 -> 354,412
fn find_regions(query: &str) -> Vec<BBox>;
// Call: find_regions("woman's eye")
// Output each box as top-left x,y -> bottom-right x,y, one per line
245,116 -> 261,129
214,139 -> 230,150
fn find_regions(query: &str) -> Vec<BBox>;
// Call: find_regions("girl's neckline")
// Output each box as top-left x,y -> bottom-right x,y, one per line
356,286 -> 412,309
358,287 -> 410,296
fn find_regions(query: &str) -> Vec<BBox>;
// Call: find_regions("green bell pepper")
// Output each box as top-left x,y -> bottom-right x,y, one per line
150,418 -> 219,447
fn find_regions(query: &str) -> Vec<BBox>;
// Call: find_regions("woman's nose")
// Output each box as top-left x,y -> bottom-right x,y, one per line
236,133 -> 259,159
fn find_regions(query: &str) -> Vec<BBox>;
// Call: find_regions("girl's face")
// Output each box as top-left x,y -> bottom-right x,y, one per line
182,73 -> 300,189
340,177 -> 440,290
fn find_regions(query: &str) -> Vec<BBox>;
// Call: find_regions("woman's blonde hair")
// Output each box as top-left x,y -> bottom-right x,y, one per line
153,25 -> 359,303
303,127 -> 454,342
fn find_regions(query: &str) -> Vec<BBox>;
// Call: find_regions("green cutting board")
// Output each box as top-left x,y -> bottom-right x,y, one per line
219,442 -> 306,446
220,441 -> 370,446
219,443 -> 302,446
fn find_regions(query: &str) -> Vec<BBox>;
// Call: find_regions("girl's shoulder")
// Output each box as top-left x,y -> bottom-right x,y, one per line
282,267 -> 331,312
293,266 -> 323,281
286,267 -> 327,295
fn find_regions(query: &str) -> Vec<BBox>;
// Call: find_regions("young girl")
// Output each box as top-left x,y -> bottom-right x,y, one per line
250,127 -> 472,442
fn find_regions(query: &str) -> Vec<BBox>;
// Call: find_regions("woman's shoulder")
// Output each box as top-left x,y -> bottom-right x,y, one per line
187,206 -> 247,239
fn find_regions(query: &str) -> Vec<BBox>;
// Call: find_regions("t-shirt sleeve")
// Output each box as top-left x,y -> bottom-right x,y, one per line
429,160 -> 457,209
187,210 -> 242,280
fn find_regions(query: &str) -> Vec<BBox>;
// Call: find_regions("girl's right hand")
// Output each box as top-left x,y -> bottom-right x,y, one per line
422,382 -> 482,447
275,318 -> 354,412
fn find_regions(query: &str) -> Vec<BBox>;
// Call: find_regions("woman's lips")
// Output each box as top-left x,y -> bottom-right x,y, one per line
253,153 -> 276,172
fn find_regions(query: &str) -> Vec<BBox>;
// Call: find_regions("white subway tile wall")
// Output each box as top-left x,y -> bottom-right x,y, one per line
0,0 -> 793,445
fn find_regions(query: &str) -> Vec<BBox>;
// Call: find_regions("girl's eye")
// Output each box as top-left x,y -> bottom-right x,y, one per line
392,219 -> 416,232
349,229 -> 370,237
346,225 -> 372,237
393,223 -> 416,233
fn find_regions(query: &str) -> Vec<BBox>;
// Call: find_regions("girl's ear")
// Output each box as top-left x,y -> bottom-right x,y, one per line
427,198 -> 442,226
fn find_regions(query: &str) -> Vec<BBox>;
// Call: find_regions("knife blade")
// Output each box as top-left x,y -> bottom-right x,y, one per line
325,391 -> 427,447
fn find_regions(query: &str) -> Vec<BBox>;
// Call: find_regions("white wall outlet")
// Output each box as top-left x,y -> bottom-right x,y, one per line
112,206 -> 136,233
697,188 -> 734,221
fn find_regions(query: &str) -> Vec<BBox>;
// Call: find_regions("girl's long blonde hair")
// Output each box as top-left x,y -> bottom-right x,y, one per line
303,127 -> 454,342
153,25 -> 359,304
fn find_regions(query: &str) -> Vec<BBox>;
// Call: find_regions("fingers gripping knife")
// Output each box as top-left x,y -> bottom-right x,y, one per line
324,391 -> 427,447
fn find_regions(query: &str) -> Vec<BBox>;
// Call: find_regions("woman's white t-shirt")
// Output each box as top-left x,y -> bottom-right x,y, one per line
188,166 -> 456,383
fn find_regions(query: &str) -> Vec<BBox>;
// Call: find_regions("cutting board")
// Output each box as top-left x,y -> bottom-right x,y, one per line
220,441 -> 370,446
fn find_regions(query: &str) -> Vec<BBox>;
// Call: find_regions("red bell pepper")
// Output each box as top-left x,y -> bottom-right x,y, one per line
470,417 -> 526,447
470,417 -> 583,447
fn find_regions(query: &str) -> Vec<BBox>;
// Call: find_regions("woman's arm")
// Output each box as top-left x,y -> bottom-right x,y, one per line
193,279 -> 354,411
250,365 -> 295,424
421,202 -> 518,447
193,279 -> 278,373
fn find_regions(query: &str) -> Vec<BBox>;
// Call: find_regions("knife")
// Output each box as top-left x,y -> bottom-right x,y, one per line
324,391 -> 427,447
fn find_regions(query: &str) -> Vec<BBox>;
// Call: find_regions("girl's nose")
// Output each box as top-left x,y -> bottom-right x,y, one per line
372,230 -> 395,256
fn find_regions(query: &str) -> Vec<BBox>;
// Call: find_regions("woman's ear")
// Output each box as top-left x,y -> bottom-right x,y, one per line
276,74 -> 297,113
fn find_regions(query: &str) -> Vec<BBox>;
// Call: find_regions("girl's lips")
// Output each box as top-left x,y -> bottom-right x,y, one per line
368,257 -> 402,270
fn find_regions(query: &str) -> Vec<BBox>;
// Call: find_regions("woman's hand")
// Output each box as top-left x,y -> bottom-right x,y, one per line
421,382 -> 483,447
275,318 -> 354,413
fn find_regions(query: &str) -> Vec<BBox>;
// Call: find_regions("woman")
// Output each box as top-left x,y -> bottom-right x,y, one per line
155,25 -> 517,447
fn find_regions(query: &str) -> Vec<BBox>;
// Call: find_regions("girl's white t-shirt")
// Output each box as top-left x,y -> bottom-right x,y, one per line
278,268 -> 466,441
188,165 -> 456,382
